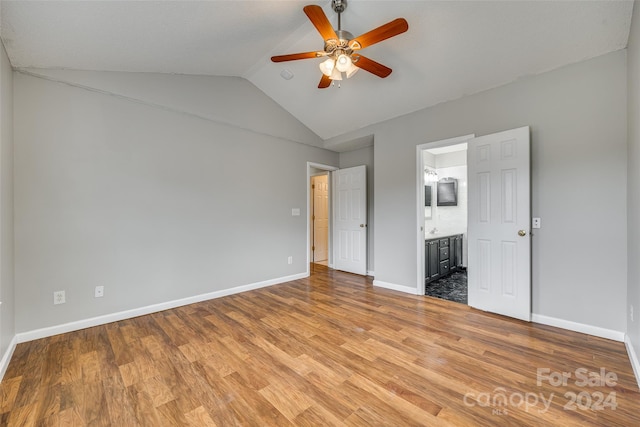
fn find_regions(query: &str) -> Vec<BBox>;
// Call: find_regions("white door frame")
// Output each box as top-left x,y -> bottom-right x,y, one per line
416,135 -> 475,294
307,162 -> 338,277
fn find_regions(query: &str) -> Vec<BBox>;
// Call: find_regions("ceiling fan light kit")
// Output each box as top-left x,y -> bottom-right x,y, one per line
271,0 -> 408,89
335,53 -> 352,72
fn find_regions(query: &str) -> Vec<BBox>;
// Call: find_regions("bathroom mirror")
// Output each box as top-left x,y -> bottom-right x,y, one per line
437,178 -> 458,206
425,185 -> 433,220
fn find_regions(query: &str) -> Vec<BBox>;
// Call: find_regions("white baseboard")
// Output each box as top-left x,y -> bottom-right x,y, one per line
367,270 -> 375,277
531,314 -> 625,342
0,335 -> 17,382
373,279 -> 419,295
624,334 -> 640,390
16,272 -> 308,344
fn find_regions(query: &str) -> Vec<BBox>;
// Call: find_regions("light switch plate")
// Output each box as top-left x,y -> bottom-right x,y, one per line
291,208 -> 300,216
532,218 -> 541,229
53,290 -> 66,305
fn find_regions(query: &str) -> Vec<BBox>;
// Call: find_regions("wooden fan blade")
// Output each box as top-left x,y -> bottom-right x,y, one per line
271,52 -> 322,62
304,5 -> 338,41
349,18 -> 408,50
318,74 -> 331,89
352,54 -> 392,78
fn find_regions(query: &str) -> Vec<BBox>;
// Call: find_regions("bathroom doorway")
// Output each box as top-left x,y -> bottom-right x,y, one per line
423,143 -> 469,304
417,134 -> 474,301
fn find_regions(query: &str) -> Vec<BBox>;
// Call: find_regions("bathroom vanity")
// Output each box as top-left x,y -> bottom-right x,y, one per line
425,234 -> 464,284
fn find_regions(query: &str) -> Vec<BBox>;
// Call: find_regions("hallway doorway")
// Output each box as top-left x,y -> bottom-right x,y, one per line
307,162 -> 338,277
311,174 -> 329,266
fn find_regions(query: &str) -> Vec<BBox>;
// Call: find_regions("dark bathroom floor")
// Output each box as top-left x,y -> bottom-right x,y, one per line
425,269 -> 467,304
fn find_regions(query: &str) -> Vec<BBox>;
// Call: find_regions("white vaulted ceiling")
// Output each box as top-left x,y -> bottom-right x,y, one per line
0,0 -> 634,143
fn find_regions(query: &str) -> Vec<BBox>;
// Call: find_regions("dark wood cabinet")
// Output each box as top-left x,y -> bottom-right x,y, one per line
448,235 -> 463,272
448,236 -> 457,272
425,240 -> 440,282
439,260 -> 450,276
454,235 -> 463,270
439,246 -> 449,262
425,234 -> 463,285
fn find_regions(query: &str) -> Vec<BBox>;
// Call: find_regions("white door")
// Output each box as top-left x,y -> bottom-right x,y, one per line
312,175 -> 329,262
467,127 -> 531,321
334,165 -> 367,275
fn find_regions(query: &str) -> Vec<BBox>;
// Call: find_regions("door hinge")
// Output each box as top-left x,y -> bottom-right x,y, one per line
312,215 -> 315,220
312,184 -> 315,189
312,246 -> 315,251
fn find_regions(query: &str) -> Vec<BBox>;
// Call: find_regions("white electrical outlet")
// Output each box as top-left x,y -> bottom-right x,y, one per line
288,256 -> 293,265
53,290 -> 66,305
95,286 -> 104,298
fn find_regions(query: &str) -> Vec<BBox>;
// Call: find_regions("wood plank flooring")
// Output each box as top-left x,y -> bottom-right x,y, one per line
1,264 -> 639,426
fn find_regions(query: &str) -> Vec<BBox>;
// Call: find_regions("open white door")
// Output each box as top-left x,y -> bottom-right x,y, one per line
334,165 -> 367,275
468,127 -> 531,321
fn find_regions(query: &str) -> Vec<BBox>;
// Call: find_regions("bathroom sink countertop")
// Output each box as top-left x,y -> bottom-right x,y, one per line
425,232 -> 465,240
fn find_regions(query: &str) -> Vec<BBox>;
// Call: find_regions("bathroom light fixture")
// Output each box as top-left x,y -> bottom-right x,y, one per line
425,169 -> 438,183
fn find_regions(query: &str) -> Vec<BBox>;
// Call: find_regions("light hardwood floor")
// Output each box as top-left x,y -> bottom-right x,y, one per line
1,264 -> 639,426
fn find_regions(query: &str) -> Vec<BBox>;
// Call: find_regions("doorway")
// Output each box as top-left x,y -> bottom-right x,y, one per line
417,128 -> 532,322
417,135 -> 474,297
421,141 -> 470,304
307,162 -> 338,276
306,162 -> 368,277
311,174 -> 329,266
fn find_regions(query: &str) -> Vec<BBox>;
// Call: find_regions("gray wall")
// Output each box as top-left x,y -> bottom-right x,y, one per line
339,145 -> 374,274
20,69 -> 324,149
627,0 -> 640,367
14,72 -> 338,333
328,50 -> 628,333
0,42 -> 15,368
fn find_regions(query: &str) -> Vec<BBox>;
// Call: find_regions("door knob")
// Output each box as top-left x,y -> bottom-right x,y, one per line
518,230 -> 526,237
360,224 -> 366,228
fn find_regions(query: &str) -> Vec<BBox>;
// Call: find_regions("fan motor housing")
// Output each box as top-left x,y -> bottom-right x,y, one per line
332,0 -> 347,14
324,29 -> 354,54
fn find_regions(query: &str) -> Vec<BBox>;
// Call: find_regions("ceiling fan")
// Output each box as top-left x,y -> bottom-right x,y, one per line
271,0 -> 408,88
